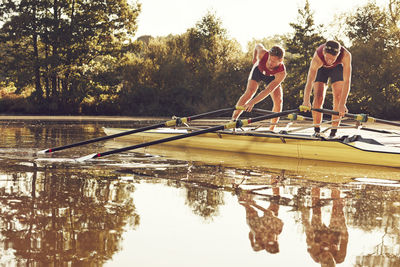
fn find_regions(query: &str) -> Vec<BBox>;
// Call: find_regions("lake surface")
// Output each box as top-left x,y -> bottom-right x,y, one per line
0,116 -> 400,267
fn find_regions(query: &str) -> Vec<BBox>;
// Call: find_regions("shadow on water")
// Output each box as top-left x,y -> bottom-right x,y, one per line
0,119 -> 400,266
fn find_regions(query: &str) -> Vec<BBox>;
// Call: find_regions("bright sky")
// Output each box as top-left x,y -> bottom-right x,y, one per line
131,0 -> 389,50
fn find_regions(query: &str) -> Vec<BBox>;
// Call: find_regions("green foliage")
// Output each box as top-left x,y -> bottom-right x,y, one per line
0,1 -> 399,119
116,12 -> 247,116
0,83 -> 34,113
0,0 -> 141,114
345,2 -> 400,118
284,0 -> 325,109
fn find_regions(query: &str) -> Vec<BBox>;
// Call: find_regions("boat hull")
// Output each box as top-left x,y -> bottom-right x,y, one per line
103,128 -> 400,168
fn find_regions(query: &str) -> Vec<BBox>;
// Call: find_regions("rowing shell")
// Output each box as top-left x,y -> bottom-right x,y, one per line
102,127 -> 400,168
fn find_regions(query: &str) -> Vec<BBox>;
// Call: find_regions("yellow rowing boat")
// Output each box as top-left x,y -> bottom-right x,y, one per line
103,127 -> 400,168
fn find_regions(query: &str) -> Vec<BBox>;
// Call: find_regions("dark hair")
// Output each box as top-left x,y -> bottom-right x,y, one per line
324,40 -> 341,56
269,46 -> 285,59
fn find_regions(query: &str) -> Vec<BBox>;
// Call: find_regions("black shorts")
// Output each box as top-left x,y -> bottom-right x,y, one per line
315,64 -> 343,83
249,65 -> 275,85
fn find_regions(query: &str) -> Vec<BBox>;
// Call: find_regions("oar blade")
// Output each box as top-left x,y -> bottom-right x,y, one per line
37,149 -> 50,155
76,153 -> 98,162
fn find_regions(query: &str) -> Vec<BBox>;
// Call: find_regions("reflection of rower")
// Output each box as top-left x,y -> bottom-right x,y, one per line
301,187 -> 348,266
239,184 -> 283,254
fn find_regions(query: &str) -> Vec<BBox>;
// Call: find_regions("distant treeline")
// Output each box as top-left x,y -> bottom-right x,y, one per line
0,0 -> 399,119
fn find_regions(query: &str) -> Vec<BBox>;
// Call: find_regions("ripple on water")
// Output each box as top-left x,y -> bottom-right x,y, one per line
350,177 -> 400,187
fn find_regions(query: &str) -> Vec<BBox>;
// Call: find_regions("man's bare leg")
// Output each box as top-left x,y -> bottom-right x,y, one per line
269,85 -> 283,131
330,81 -> 344,136
312,82 -> 327,135
232,79 -> 259,120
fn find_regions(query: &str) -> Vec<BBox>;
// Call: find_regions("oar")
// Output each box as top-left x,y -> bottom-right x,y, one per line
76,108 -> 299,161
236,106 -> 307,122
38,107 -> 235,154
310,107 -> 400,128
253,106 -> 400,135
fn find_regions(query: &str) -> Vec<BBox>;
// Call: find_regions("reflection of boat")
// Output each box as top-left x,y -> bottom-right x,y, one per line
102,128 -> 400,181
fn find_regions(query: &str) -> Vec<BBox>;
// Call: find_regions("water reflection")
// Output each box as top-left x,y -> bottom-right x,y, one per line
1,119 -> 400,266
301,187 -> 348,266
126,161 -> 400,266
239,177 -> 283,254
0,164 -> 138,266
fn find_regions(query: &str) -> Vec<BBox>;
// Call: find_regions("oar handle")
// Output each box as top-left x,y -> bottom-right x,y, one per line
312,108 -> 400,127
189,107 -> 234,120
312,108 -> 367,121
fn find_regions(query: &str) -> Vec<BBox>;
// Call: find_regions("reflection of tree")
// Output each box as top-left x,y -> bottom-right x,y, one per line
239,184 -> 283,254
348,185 -> 400,266
301,187 -> 348,266
0,123 -> 102,152
0,166 -> 139,265
183,164 -> 228,219
130,162 -> 286,222
185,186 -> 224,219
131,163 -> 229,220
120,158 -> 400,265
347,186 -> 400,230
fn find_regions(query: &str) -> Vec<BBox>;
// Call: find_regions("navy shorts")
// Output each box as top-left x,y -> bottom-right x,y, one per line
249,65 -> 275,85
315,64 -> 343,83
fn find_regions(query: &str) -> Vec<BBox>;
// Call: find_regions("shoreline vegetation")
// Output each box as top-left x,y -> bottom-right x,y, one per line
0,1 -> 399,119
1,115 -> 398,132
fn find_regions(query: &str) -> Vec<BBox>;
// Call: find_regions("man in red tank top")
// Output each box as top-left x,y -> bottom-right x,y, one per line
232,44 -> 286,131
302,40 -> 352,137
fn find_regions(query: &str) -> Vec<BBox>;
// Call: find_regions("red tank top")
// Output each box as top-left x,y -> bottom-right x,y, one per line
257,51 -> 285,75
316,44 -> 345,68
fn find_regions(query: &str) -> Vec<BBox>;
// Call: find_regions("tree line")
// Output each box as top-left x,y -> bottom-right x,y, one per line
0,0 -> 399,119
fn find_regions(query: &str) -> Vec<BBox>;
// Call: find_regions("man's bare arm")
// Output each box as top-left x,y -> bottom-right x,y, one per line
339,50 -> 352,115
253,43 -> 268,63
244,70 -> 286,111
303,53 -> 323,106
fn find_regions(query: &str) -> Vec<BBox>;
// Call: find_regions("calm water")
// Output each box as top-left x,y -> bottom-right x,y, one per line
0,117 -> 400,267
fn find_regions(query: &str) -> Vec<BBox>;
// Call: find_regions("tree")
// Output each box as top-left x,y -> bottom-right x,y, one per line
117,11 -> 247,116
284,0 -> 325,109
0,0 -> 141,114
345,2 -> 400,118
186,11 -> 243,111
388,0 -> 400,28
